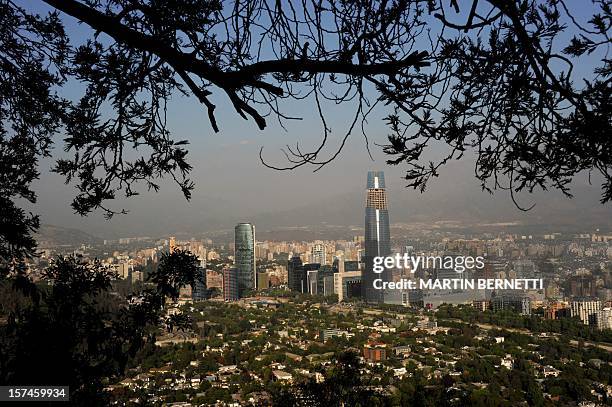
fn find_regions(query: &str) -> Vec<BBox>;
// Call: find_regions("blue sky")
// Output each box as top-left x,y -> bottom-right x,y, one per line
21,1 -> 611,237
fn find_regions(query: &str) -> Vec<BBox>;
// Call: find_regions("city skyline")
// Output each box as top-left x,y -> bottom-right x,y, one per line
16,191 -> 612,405
23,169 -> 612,247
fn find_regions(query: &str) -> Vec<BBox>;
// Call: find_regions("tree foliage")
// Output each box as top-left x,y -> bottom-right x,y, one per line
0,1 -> 68,270
0,250 -> 200,403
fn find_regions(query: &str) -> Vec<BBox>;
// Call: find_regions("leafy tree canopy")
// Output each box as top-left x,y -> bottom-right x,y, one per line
0,250 -> 200,402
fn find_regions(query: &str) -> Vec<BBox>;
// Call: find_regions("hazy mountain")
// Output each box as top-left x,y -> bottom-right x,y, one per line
36,224 -> 103,247
248,181 -> 612,232
34,182 -> 611,244
32,166 -> 612,238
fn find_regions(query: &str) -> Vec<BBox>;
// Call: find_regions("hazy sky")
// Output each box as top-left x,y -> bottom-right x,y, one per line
22,1 -> 611,238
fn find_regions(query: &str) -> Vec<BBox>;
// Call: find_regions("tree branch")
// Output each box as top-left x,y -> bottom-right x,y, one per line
226,50 -> 430,80
42,0 -> 430,95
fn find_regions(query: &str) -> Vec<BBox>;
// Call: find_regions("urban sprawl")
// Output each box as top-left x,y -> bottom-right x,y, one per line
24,172 -> 612,406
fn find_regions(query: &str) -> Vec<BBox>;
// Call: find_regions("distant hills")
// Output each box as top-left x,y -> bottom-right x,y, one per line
247,182 -> 612,232
36,224 -> 103,247
34,177 -> 612,242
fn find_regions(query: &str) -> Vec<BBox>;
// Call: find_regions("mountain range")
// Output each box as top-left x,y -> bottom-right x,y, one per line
36,177 -> 612,244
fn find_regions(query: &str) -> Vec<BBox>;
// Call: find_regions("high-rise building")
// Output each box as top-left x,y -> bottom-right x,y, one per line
362,171 -> 391,303
545,282 -> 561,299
334,270 -> 362,302
206,270 -> 223,290
288,255 -> 306,293
570,297 -> 601,325
303,263 -> 321,295
544,301 -> 570,319
235,223 -> 256,297
344,261 -> 360,272
569,276 -> 597,297
336,256 -> 345,274
311,243 -> 326,265
116,262 -> 132,279
333,257 -> 361,302
223,268 -> 239,301
169,236 -> 176,253
473,299 -> 491,312
594,308 -> 612,330
192,259 -> 207,301
306,270 -> 317,295
317,265 -> 336,296
492,293 -> 531,315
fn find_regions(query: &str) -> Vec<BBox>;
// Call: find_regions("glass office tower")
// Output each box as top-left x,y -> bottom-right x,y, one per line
363,171 -> 391,303
288,255 -> 306,293
235,223 -> 256,297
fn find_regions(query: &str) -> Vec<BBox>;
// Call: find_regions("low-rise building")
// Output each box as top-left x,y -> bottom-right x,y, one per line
272,370 -> 293,383
363,342 -> 387,363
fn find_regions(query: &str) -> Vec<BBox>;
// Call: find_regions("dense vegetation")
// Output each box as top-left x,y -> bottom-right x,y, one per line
0,250 -> 200,405
436,304 -> 612,343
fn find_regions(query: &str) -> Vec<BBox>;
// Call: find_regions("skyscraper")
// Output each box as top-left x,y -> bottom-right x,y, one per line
223,268 -> 239,301
304,263 -> 321,295
235,223 -> 256,297
363,171 -> 391,303
288,255 -> 306,293
317,265 -> 336,296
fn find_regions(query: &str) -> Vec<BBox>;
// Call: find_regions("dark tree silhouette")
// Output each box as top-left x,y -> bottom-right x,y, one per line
0,0 -> 68,271
0,250 -> 200,403
0,1 -> 610,265
148,249 -> 201,301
